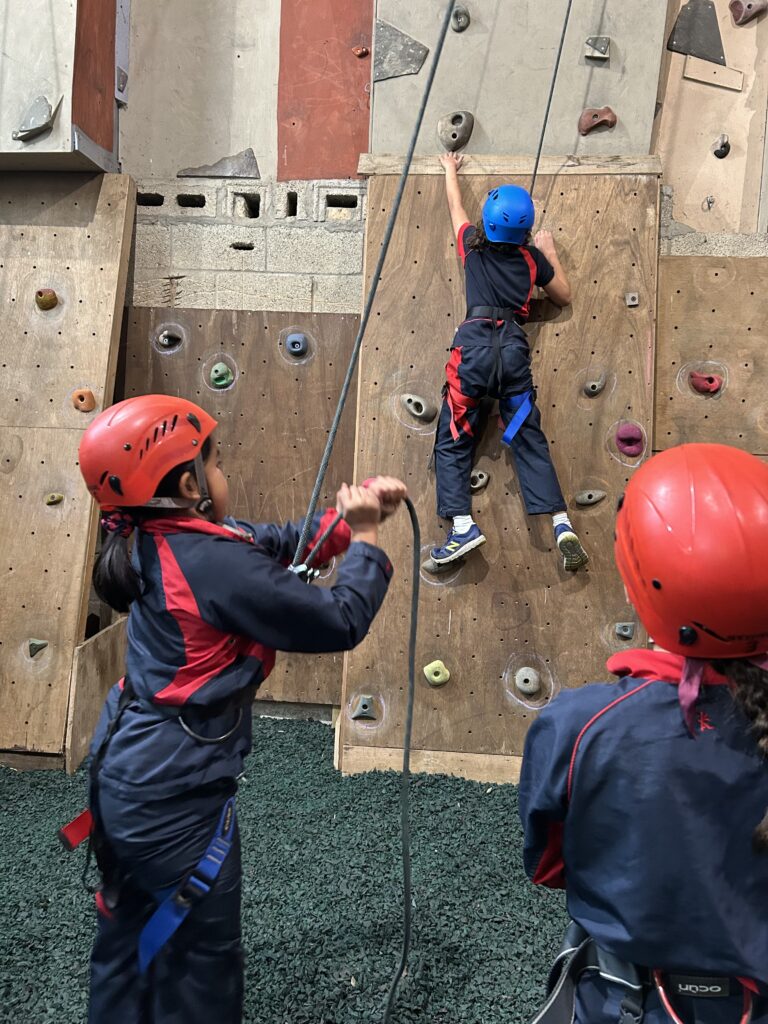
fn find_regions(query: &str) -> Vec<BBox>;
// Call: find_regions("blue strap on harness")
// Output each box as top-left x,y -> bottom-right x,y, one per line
138,797 -> 237,974
500,391 -> 533,447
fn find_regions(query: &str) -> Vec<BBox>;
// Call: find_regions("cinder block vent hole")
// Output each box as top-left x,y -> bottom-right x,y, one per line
286,191 -> 298,217
137,192 -> 164,207
239,194 -> 260,218
326,194 -> 358,209
177,194 -> 206,208
230,241 -> 255,251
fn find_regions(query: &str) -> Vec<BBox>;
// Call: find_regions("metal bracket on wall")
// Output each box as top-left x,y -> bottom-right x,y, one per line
12,95 -> 63,142
585,36 -> 610,60
373,20 -> 429,82
667,0 -> 726,66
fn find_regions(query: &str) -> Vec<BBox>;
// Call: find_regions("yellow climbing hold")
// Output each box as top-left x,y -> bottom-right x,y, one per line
423,660 -> 450,687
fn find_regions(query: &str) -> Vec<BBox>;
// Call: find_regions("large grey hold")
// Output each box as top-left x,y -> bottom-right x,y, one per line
438,111 -> 475,152
583,373 -> 606,397
515,667 -> 541,696
178,148 -> 260,179
574,489 -> 607,507
373,20 -> 429,82
400,393 -> 437,422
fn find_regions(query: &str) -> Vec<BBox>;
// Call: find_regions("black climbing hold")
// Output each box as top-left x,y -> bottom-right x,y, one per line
286,332 -> 309,358
108,475 -> 123,496
28,639 -> 48,658
583,374 -> 606,398
667,0 -> 726,66
585,35 -> 611,59
679,625 -> 698,646
714,135 -> 731,159
451,5 -> 471,32
437,110 -> 475,152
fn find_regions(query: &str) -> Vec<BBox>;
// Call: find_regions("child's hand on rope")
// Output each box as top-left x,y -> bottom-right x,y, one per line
439,152 -> 464,174
364,476 -> 408,521
534,229 -> 558,260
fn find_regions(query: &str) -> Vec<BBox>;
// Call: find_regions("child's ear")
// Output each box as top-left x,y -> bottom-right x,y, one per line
178,470 -> 199,500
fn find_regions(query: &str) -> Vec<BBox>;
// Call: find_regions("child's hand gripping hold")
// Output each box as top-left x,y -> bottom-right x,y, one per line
337,476 -> 408,546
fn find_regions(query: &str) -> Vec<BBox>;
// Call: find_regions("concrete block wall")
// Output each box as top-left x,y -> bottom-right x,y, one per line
128,178 -> 367,314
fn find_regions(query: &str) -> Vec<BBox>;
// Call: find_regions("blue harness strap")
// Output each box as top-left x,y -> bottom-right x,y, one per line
138,797 -> 237,974
500,391 -> 533,447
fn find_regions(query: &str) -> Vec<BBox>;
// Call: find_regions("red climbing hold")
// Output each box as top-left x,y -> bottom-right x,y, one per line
689,370 -> 723,395
615,422 -> 644,457
730,0 -> 768,25
578,106 -> 618,136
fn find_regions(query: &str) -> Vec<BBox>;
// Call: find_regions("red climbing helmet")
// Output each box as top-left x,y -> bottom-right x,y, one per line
615,443 -> 768,659
78,396 -> 217,508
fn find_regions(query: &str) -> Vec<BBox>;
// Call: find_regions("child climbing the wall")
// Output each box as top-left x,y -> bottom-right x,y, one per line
519,444 -> 768,1023
430,152 -> 588,572
70,395 -> 406,1024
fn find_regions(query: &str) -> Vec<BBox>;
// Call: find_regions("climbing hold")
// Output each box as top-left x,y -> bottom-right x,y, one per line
713,134 -> 731,158
702,195 -> 716,212
286,332 -> 309,358
615,423 -> 644,457
451,5 -> 471,32
584,35 -> 610,60
373,20 -> 429,82
574,489 -> 606,507
35,288 -> 58,310
423,660 -> 450,687
28,639 -> 48,658
353,45 -> 370,58
515,667 -> 541,696
624,292 -> 639,308
350,695 -> 377,721
615,622 -> 635,641
210,362 -> 234,389
470,469 -> 490,494
157,329 -> 182,351
438,110 -> 475,152
668,0 -> 726,65
689,370 -> 723,395
44,492 -> 64,506
730,0 -> 768,25
578,106 -> 617,136
422,554 -> 465,575
13,94 -> 63,142
72,389 -> 96,412
583,373 -> 606,398
400,393 -> 437,422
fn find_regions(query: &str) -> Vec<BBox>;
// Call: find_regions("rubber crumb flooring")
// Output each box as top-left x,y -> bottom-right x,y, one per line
0,717 -> 567,1023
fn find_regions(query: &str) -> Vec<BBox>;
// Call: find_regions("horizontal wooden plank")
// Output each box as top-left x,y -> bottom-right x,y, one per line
358,153 -> 663,177
341,744 -> 521,785
683,56 -> 743,92
0,751 -> 65,771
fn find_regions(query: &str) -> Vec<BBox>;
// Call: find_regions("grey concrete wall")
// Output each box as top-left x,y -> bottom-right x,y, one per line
128,177 -> 367,313
371,0 -> 668,157
661,185 -> 768,257
119,0 -> 280,181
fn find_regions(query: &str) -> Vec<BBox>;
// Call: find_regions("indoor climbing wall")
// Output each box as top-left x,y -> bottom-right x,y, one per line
0,173 -> 135,762
338,161 -> 660,782
656,256 -> 768,451
120,307 -> 359,706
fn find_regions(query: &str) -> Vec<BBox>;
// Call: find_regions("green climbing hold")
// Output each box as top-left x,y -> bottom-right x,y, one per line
424,659 -> 450,687
29,639 -> 48,658
44,492 -> 64,506
210,362 -> 234,389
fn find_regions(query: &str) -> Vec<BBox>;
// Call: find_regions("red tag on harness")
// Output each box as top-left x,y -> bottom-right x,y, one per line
58,808 -> 93,851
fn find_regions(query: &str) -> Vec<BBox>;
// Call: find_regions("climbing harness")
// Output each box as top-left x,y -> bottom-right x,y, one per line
530,0 -> 576,194
500,391 -> 533,446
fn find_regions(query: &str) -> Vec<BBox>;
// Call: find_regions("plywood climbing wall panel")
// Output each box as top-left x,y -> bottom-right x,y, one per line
339,170 -> 659,776
655,256 -> 768,452
120,308 -> 359,706
0,173 -> 135,755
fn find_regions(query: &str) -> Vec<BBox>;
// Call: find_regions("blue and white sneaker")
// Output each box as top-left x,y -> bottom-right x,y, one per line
430,523 -> 486,565
555,523 -> 589,572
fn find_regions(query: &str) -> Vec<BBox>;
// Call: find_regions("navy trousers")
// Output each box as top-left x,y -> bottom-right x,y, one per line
434,325 -> 566,519
89,781 -> 243,1024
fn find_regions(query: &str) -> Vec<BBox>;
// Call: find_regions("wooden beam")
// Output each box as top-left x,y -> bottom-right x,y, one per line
0,751 -> 65,771
358,154 -> 663,177
65,618 -> 127,773
341,745 -> 522,785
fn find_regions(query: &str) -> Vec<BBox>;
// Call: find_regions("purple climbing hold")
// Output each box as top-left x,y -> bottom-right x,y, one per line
730,0 -> 768,25
615,422 -> 644,457
689,370 -> 723,395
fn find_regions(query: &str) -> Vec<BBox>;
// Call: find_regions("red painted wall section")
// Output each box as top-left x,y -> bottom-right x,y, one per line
72,0 -> 116,152
277,0 -> 373,180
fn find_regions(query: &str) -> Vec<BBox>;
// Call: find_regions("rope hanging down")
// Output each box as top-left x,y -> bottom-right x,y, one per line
291,0 -> 458,568
530,0 -> 576,194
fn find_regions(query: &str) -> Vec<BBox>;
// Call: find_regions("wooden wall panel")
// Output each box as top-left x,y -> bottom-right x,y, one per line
277,0 -> 373,180
655,256 -> 768,452
66,618 -> 127,773
0,173 -> 135,755
120,308 -> 359,706
72,0 -> 117,152
339,171 -> 659,774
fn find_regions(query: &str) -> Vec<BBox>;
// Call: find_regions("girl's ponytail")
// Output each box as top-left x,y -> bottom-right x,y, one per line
716,658 -> 768,852
93,512 -> 143,612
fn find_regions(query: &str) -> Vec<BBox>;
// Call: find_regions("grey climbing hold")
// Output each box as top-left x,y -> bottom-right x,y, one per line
210,362 -> 234,389
157,329 -> 182,351
12,95 -> 63,142
286,333 -> 309,358
451,5 -> 471,32
585,35 -> 610,59
44,493 -> 64,506
583,373 -> 606,398
615,622 -> 635,640
28,639 -> 48,658
400,393 -> 437,422
422,554 -> 465,575
667,0 -> 726,66
625,292 -> 639,307
515,667 -> 541,696
350,695 -> 377,721
574,489 -> 606,507
178,147 -> 260,179
373,20 -> 429,82
424,660 -> 450,686
438,110 -> 475,152
470,470 -> 490,493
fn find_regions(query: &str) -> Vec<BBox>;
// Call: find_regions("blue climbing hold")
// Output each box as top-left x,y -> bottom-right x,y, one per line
286,332 -> 308,358
482,185 -> 535,244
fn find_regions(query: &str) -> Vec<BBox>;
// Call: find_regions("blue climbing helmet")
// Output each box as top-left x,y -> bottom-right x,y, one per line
482,185 -> 535,244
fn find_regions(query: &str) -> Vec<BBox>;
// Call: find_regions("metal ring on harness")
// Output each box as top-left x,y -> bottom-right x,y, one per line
178,707 -> 243,744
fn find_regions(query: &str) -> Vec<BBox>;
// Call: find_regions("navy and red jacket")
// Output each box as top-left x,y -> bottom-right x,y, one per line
91,511 -> 392,800
519,650 -> 768,989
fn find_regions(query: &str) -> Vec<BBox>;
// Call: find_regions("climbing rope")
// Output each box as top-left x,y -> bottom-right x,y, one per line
530,0 -> 576,194
291,0 -> 458,567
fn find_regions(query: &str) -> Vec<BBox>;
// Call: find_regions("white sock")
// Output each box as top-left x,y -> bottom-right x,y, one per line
552,512 -> 572,530
452,515 -> 475,534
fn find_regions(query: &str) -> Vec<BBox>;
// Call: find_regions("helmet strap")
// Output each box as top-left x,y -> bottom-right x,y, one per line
193,452 -> 214,520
